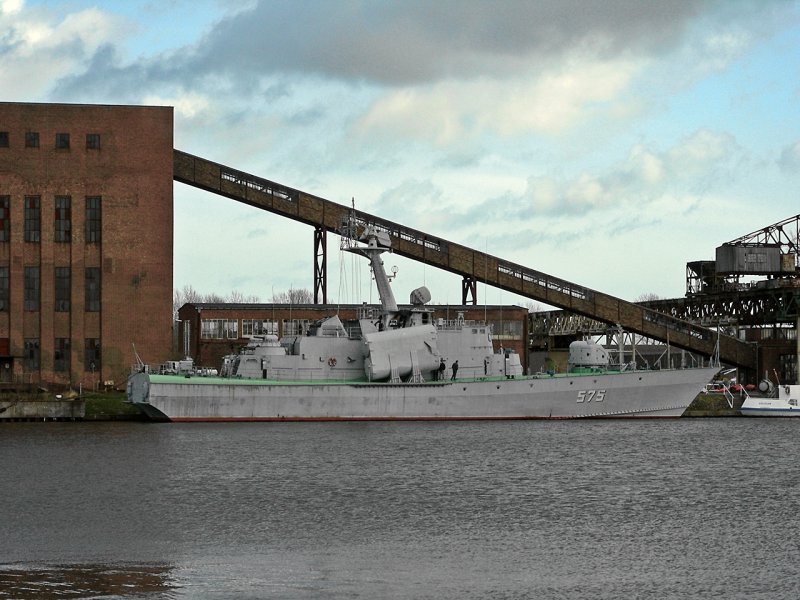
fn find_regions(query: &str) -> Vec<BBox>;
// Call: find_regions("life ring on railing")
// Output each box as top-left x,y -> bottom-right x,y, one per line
786,385 -> 791,395
328,357 -> 337,368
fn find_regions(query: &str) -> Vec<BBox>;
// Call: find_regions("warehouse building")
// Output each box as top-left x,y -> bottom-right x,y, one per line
0,102 -> 174,388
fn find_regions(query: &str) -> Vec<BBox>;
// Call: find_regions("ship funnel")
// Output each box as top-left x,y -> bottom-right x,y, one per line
410,286 -> 431,305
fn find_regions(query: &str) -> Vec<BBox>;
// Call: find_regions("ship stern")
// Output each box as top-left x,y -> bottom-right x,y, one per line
126,372 -> 171,422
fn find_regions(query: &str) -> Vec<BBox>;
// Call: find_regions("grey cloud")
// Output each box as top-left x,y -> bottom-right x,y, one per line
53,43 -> 182,101
287,107 -> 326,126
463,224 -> 584,258
778,141 -> 800,173
371,178 -> 444,221
0,28 -> 21,55
246,227 -> 269,239
190,0 -> 708,84
434,150 -> 485,170
52,0 -> 780,98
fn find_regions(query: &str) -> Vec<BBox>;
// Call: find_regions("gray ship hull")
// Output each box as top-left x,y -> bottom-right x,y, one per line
127,367 -> 718,421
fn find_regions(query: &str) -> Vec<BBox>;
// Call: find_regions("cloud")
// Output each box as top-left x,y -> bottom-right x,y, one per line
666,128 -> 740,176
186,0 -> 715,85
47,0 -> 771,99
339,126 -> 746,261
354,57 -> 643,144
581,129 -> 741,212
0,3 -> 129,99
436,129 -> 742,243
32,0 -> 792,156
245,227 -> 269,240
778,140 -> 800,174
0,0 -> 22,15
369,178 -> 444,224
698,29 -> 752,71
627,145 -> 665,185
142,91 -> 211,119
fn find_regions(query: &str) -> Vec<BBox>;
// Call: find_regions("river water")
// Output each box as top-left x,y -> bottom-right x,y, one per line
1,418 -> 798,599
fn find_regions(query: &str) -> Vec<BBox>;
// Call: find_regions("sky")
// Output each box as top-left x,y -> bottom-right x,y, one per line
2,0 -> 799,309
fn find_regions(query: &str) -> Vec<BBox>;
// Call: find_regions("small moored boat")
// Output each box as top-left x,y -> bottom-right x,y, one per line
740,384 -> 800,416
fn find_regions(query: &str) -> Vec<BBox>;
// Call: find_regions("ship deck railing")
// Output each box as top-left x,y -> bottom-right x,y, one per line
704,381 -> 749,408
140,367 -> 694,387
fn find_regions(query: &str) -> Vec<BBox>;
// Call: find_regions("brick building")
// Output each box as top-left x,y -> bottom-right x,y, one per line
0,102 -> 174,388
178,302 -> 530,374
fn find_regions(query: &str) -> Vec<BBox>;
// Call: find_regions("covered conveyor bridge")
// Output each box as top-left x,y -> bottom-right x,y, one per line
173,149 -> 757,370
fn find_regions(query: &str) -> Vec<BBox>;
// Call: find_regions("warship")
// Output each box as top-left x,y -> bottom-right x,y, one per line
127,221 -> 718,421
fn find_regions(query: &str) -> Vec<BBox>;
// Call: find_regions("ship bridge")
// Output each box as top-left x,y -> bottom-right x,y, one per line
173,150 -> 757,370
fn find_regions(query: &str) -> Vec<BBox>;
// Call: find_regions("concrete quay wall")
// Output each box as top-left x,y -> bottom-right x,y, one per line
0,397 -> 85,420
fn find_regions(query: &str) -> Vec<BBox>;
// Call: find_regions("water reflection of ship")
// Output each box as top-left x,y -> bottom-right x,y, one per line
0,563 -> 175,599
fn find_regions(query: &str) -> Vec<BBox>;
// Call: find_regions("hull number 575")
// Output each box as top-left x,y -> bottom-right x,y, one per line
577,390 -> 606,403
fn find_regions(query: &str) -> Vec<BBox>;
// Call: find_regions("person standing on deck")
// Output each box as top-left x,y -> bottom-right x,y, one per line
451,360 -> 459,380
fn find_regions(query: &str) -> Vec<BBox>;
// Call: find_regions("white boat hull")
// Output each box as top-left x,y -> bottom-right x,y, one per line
740,407 -> 800,417
740,385 -> 800,416
127,367 -> 718,422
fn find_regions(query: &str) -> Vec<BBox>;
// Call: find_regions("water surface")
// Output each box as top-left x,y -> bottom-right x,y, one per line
2,419 -> 798,598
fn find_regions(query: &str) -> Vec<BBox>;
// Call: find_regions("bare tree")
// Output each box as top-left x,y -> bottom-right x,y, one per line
174,286 -> 264,320
635,292 -> 661,303
524,300 -> 543,313
173,284 -> 203,320
271,287 -> 314,304
229,290 -> 261,304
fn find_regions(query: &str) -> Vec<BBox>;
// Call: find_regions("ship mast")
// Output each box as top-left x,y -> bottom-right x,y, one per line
358,227 -> 398,316
340,207 -> 398,327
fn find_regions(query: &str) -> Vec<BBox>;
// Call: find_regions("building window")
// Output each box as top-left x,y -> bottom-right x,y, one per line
24,339 -> 40,370
201,319 -> 223,339
490,320 -> 523,341
85,196 -> 101,243
0,132 -> 8,147
54,338 -> 70,372
779,354 -> 797,386
85,267 -> 100,312
55,133 -> 70,149
24,196 -> 40,242
0,196 -> 8,242
282,319 -> 312,336
25,132 -> 39,148
54,195 -> 71,243
86,133 -> 100,149
242,319 -> 279,337
85,338 -> 100,372
24,266 -> 39,311
201,319 -> 239,339
0,266 -> 8,312
225,320 -> 238,339
55,267 -> 70,312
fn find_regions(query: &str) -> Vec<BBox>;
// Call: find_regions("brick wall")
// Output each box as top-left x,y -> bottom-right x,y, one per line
0,102 -> 174,388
